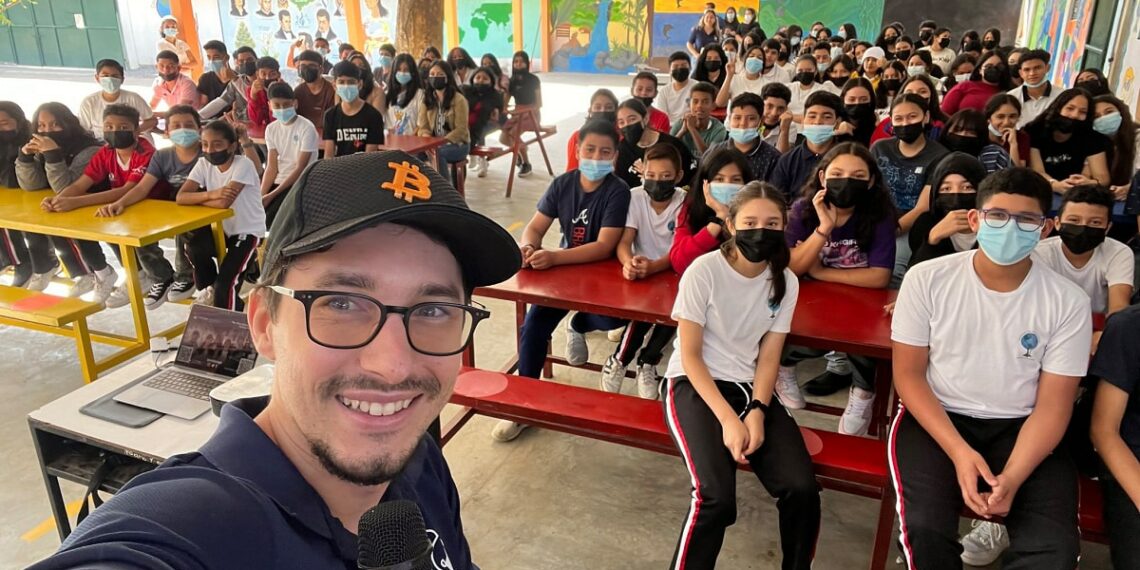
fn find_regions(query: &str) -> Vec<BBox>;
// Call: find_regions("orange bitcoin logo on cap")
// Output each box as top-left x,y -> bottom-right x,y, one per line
381,161 -> 433,203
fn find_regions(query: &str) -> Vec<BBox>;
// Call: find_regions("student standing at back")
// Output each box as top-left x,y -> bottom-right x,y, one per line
492,120 -> 631,443
890,167 -> 1091,570
600,143 -> 688,399
177,121 -> 266,311
324,61 -> 385,158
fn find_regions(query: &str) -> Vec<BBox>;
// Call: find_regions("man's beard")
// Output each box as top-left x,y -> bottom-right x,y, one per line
310,372 -> 443,486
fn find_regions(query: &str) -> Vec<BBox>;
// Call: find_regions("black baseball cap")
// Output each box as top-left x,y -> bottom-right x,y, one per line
262,151 -> 520,289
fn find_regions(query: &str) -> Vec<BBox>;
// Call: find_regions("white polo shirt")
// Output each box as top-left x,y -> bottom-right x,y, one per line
1008,83 -> 1060,129
892,250 -> 1092,419
1032,236 -> 1135,313
655,79 -> 695,126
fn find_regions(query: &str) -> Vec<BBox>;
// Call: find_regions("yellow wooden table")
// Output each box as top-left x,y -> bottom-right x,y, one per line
0,188 -> 231,380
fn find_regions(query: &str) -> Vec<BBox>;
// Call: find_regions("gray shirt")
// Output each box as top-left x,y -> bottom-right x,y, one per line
15,145 -> 101,193
146,147 -> 203,200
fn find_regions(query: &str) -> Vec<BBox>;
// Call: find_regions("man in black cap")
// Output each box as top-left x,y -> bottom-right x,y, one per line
31,151 -> 520,569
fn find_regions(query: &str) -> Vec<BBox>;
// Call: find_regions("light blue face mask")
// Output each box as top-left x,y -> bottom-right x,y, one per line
728,127 -> 759,144
378,55 -> 393,69
99,76 -> 122,94
745,57 -> 765,74
272,107 -> 297,123
395,71 -> 413,85
976,218 -> 1041,265
168,128 -> 200,148
163,28 -> 178,38
709,182 -> 743,205
579,158 -> 614,181
907,65 -> 926,77
337,84 -> 360,102
207,60 -> 226,74
1093,112 -> 1122,136
837,28 -> 847,40
819,60 -> 830,73
802,124 -> 836,145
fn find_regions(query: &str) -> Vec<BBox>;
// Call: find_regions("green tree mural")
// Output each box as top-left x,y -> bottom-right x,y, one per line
0,0 -> 33,26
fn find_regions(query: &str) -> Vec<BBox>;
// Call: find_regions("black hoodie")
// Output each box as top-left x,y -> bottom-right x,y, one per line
906,152 -> 988,269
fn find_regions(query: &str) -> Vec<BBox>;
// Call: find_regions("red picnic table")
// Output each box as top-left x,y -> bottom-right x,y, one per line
380,134 -> 447,156
471,259 -> 898,437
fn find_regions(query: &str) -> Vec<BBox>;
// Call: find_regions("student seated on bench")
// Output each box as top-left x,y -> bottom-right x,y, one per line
600,143 -> 687,399
669,147 -> 751,274
891,167 -> 1092,570
1090,304 -> 1140,570
42,104 -> 174,308
663,182 -> 819,570
492,119 -> 631,443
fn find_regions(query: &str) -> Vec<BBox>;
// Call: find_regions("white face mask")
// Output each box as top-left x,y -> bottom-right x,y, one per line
743,13 -> 754,24
950,231 -> 977,252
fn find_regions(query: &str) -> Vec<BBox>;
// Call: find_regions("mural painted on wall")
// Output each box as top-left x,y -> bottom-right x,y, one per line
757,0 -> 882,48
447,0 -> 515,58
1027,0 -> 1067,58
1051,0 -> 1095,87
219,0 -> 352,81
549,0 -> 648,73
1115,0 -> 1140,111
651,0 -> 705,60
358,0 -> 399,65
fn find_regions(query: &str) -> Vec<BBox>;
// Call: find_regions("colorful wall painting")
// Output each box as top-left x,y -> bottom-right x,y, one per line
447,0 -> 515,58
219,0 -> 352,81
757,0 -> 882,48
549,0 -> 649,73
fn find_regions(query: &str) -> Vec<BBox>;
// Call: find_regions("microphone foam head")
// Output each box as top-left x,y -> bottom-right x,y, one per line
358,500 -> 430,567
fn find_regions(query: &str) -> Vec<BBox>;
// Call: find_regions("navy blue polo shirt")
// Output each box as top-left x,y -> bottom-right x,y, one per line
770,140 -> 828,201
30,397 -> 476,570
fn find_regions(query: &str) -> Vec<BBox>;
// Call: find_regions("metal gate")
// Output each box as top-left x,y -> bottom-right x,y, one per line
0,0 -> 125,68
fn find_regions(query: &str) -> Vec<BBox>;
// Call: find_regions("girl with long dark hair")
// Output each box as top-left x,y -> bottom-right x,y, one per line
669,147 -> 750,273
416,60 -> 470,183
384,53 -> 424,136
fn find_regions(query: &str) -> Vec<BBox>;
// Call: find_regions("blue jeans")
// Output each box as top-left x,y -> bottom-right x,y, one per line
518,305 -> 625,378
433,142 -> 469,184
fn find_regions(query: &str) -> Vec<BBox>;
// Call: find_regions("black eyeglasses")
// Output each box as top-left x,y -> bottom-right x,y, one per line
979,208 -> 1047,232
268,286 -> 490,355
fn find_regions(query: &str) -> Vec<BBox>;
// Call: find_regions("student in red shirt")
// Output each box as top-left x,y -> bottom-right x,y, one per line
631,71 -> 673,133
940,51 -> 1012,116
669,147 -> 751,273
246,57 -> 282,146
42,104 -> 174,307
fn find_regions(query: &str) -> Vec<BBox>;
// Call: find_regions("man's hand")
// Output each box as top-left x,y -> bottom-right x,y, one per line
96,202 -> 126,217
779,110 -> 793,129
527,249 -> 556,270
950,445 -> 998,517
684,112 -> 699,134
519,244 -> 536,268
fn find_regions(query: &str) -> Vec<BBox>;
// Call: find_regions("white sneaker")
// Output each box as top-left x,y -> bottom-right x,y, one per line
194,286 -> 215,306
25,268 -> 57,292
838,386 -> 875,436
637,363 -> 660,399
565,322 -> 588,366
775,365 -> 806,409
473,156 -> 488,178
104,285 -> 131,308
92,267 -> 119,304
960,520 -> 1009,566
491,420 -> 527,442
68,274 -> 95,298
600,355 -> 627,393
607,327 -> 624,342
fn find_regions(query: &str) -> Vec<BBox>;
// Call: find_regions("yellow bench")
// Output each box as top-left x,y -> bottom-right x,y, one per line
0,286 -> 103,383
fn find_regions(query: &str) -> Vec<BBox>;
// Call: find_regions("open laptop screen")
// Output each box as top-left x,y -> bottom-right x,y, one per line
176,305 -> 258,377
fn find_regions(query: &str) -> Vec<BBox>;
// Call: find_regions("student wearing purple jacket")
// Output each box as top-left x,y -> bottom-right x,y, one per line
776,143 -> 897,436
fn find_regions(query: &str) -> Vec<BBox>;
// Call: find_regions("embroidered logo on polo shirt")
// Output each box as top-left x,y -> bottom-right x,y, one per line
382,161 -> 432,203
1018,332 -> 1039,358
767,300 -> 780,318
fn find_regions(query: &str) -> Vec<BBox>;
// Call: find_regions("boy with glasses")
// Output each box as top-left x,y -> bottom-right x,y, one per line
890,167 -> 1091,569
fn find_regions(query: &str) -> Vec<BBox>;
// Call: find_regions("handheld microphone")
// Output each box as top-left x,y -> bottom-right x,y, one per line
358,500 -> 435,570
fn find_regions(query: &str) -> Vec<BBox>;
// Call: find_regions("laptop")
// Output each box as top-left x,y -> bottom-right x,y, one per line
115,305 -> 258,420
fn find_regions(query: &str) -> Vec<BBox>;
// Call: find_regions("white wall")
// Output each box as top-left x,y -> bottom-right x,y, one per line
114,0 -> 225,70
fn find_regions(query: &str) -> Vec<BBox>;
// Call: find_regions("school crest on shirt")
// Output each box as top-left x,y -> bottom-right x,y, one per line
1018,332 -> 1039,358
767,299 -> 780,318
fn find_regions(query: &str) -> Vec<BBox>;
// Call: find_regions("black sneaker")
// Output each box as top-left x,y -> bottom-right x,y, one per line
518,162 -> 533,178
144,279 -> 174,310
803,371 -> 853,396
166,279 -> 196,302
243,259 -> 261,284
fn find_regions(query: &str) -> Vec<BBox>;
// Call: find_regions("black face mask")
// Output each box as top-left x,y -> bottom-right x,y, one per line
880,78 -> 901,93
429,77 -> 448,90
942,133 -> 984,156
895,49 -> 911,61
621,122 -> 645,144
1058,223 -> 1107,255
825,177 -> 869,208
919,30 -> 933,44
643,179 -> 677,202
636,96 -> 655,109
103,130 -> 136,149
894,122 -> 925,144
205,149 -> 232,166
938,37 -> 951,49
473,83 -> 494,95
1052,116 -> 1078,134
734,228 -> 786,263
300,66 -> 320,83
592,110 -> 617,124
934,192 -> 977,216
830,76 -> 847,88
795,71 -> 816,85
982,66 -> 1005,84
671,67 -> 691,82
705,60 -> 723,72
239,61 -> 257,76
1075,79 -> 1108,96
844,103 -> 875,125
0,130 -> 18,143
1010,66 -> 1021,80
982,40 -> 998,51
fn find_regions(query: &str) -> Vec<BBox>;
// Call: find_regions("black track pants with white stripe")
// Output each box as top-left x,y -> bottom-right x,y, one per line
663,376 -> 820,570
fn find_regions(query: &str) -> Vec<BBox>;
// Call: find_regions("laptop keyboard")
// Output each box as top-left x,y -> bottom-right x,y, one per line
143,370 -> 221,401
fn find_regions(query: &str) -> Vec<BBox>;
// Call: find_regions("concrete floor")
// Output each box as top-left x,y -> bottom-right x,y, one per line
0,67 -> 1113,569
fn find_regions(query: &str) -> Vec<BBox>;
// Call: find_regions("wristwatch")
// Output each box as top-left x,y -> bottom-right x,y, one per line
744,399 -> 769,417
711,216 -> 725,226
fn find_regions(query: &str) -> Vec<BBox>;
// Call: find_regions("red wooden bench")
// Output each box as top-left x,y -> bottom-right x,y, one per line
470,107 -> 557,198
443,368 -> 1109,569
